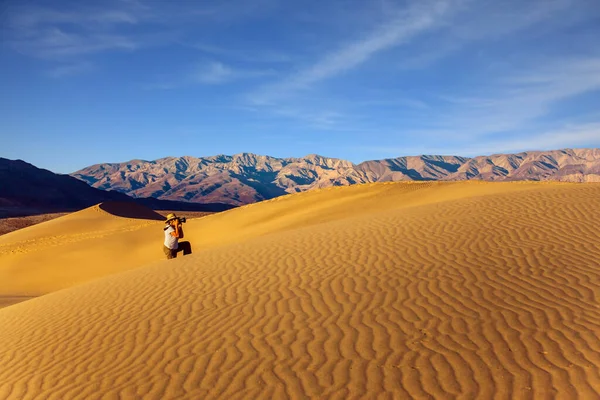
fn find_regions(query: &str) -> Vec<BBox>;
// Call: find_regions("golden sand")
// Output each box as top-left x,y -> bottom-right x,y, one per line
0,182 -> 599,398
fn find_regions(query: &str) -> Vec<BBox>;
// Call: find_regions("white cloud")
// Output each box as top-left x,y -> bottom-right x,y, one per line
3,1 -> 198,61
46,61 -> 94,78
250,0 -> 458,104
9,7 -> 139,29
422,124 -> 600,157
186,42 -> 291,64
5,0 -> 600,157
244,0 -> 599,137
5,2 -> 150,59
192,62 -> 235,84
393,0 -> 597,73
482,124 -> 600,154
5,0 -> 281,75
353,122 -> 600,159
429,57 -> 600,138
12,28 -> 139,58
191,61 -> 275,85
294,2 -> 450,84
147,61 -> 277,88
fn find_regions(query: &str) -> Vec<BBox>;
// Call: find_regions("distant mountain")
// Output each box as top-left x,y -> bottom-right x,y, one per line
72,148 -> 600,206
0,158 -> 234,218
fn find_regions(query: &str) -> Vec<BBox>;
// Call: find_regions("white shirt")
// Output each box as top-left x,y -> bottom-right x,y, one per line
164,225 -> 178,249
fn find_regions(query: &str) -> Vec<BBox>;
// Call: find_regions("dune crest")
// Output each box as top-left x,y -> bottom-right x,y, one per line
95,201 -> 165,220
0,182 -> 599,398
0,182 -> 559,296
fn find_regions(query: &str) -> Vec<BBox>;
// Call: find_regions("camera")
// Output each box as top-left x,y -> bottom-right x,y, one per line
177,217 -> 186,224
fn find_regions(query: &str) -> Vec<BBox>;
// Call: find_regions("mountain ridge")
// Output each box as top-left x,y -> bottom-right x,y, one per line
72,148 -> 600,205
0,158 -> 234,218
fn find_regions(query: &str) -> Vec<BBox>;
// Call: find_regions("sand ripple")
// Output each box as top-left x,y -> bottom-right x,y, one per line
0,183 -> 599,399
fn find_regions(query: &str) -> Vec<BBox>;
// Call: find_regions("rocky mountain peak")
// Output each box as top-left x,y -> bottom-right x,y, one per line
71,148 -> 600,206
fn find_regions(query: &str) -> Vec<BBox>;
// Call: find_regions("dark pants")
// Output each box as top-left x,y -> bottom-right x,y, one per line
163,241 -> 192,259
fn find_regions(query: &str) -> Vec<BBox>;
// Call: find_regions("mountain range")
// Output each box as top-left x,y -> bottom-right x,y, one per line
0,158 -> 233,218
72,148 -> 600,206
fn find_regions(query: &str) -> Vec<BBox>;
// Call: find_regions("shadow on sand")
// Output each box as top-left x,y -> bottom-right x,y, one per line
98,201 -> 165,221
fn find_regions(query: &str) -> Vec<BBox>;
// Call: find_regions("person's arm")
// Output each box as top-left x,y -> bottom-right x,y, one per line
169,222 -> 184,238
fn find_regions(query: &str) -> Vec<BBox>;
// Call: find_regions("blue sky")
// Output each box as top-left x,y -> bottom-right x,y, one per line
1,0 -> 600,173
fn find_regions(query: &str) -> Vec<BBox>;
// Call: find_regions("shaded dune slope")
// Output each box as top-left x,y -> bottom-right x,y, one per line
97,201 -> 165,220
1,183 -> 600,398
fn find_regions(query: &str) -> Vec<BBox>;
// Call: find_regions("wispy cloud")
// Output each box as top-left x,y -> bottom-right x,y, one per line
46,61 -> 95,78
244,0 -> 598,137
347,55 -> 600,158
393,0 -> 592,72
269,107 -> 352,130
193,62 -> 235,85
479,123 -> 600,154
186,43 -> 291,64
240,0 -> 459,130
3,0 -> 599,161
191,61 -> 276,85
352,122 -> 600,159
4,0 -> 281,74
8,6 -> 139,29
250,0 -> 458,104
442,122 -> 600,156
12,28 -> 140,58
5,2 -> 152,59
146,61 -> 277,89
428,57 -> 600,138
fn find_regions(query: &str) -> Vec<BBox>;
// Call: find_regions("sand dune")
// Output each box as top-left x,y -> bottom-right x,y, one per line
0,202 -> 166,299
0,182 -> 554,298
1,182 -> 599,398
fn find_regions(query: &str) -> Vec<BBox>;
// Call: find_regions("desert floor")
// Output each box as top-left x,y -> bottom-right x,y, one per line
0,213 -> 69,236
0,181 -> 599,399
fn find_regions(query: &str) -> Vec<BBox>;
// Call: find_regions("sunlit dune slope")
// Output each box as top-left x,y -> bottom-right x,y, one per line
1,182 -> 599,399
0,202 -> 165,296
0,182 -> 563,296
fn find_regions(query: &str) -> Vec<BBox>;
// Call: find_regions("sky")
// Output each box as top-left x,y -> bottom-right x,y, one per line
1,0 -> 600,173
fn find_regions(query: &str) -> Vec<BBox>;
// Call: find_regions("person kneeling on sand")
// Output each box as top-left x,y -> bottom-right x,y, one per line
163,213 -> 192,259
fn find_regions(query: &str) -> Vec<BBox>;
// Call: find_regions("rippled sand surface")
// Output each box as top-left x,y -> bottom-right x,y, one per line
1,182 -> 599,399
